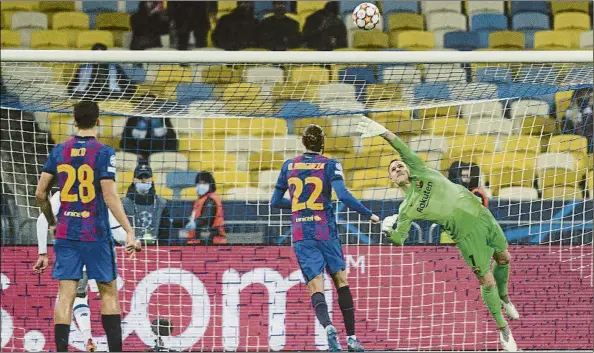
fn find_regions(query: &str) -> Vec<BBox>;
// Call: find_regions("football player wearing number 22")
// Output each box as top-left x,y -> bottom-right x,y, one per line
357,116 -> 520,352
271,124 -> 380,352
34,101 -> 139,352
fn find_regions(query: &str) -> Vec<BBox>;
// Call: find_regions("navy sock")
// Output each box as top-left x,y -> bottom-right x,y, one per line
311,292 -> 332,328
337,286 -> 355,336
54,324 -> 70,352
101,314 -> 122,352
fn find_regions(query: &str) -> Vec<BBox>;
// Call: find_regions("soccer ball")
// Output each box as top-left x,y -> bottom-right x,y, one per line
352,3 -> 381,30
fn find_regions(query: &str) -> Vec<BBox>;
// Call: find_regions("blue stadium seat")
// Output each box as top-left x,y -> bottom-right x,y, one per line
166,171 -> 198,199
511,12 -> 550,31
338,67 -> 376,102
82,1 -> 118,13
176,83 -> 215,105
471,14 -> 508,31
517,66 -> 559,84
522,31 -> 537,48
496,83 -> 559,100
474,67 -> 513,83
382,1 -> 419,14
414,83 -> 451,100
444,31 -> 481,50
126,1 -> 140,14
340,1 -> 363,15
509,1 -> 549,16
279,101 -> 322,118
476,31 -> 491,48
121,65 -> 146,84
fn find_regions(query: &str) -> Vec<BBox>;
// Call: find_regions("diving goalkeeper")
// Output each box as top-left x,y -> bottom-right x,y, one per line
357,117 -> 520,352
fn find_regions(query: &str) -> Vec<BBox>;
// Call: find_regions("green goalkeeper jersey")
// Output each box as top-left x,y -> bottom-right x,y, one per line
388,136 -> 484,243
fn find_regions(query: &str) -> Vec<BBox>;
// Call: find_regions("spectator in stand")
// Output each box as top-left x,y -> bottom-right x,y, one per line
67,43 -> 136,100
130,1 -> 169,50
448,161 -> 488,207
302,1 -> 347,51
121,163 -> 172,245
168,1 -> 214,50
258,1 -> 300,51
212,1 -> 258,51
563,88 -> 593,153
184,172 -> 226,245
120,94 -> 178,160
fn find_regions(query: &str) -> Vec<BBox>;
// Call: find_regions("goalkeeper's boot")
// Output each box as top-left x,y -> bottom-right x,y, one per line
501,298 -> 520,320
326,325 -> 342,352
85,338 -> 96,352
346,336 -> 364,352
499,326 -> 519,352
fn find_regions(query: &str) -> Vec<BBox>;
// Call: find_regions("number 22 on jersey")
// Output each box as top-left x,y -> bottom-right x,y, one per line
57,164 -> 96,203
288,177 -> 323,212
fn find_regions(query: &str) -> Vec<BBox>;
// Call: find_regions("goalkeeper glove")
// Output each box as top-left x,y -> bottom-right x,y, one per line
382,215 -> 406,246
356,116 -> 388,139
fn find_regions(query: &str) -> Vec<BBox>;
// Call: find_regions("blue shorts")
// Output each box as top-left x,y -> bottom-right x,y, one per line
293,238 -> 345,283
52,238 -> 117,283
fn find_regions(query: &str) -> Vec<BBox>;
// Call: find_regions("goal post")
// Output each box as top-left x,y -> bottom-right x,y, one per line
0,49 -> 592,352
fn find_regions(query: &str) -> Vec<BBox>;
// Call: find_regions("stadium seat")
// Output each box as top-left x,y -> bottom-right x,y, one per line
394,30 -> 435,50
519,116 -> 556,136
114,151 -> 138,172
382,1 -> 418,14
39,1 -> 76,13
11,12 -> 47,30
30,30 -> 69,49
201,118 -> 242,136
414,83 -> 451,100
425,12 -> 466,32
296,1 -> 326,15
353,31 -> 389,49
581,30 -> 594,49
511,12 -> 550,31
150,152 -> 189,172
95,12 -> 131,31
52,12 -> 89,30
2,2 -> 39,12
76,30 -> 114,49
288,66 -> 330,84
548,135 -> 589,156
125,1 -> 140,13
317,83 -> 358,101
424,63 -> 467,83
388,13 -> 424,31
550,1 -> 590,15
278,101 -> 322,121
447,135 -> 496,160
246,151 -> 284,171
165,171 -> 198,198
153,65 -> 192,83
554,12 -> 591,31
0,30 -> 21,48
425,118 -> 467,136
533,30 -> 571,50
588,170 -> 594,199
509,1 -> 549,16
178,136 -> 225,152
460,100 -> 504,120
381,65 -> 421,84
497,187 -> 539,200
82,1 -> 118,13
471,14 -> 507,31
489,31 -> 525,49
223,187 -> 269,201
408,135 -> 449,154
243,66 -> 284,84
225,135 -> 264,154
258,170 -> 281,190
222,83 -> 261,101
466,1 -> 504,15
116,171 -> 135,195
542,187 -> 582,200
362,187 -> 405,200
352,169 -> 391,189
176,83 -> 215,105
444,31 -> 481,50
421,1 -> 461,14
501,135 -> 541,155
187,152 -> 238,171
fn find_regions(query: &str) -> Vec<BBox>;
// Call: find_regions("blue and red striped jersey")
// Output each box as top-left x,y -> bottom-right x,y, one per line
275,153 -> 344,242
42,136 -> 116,242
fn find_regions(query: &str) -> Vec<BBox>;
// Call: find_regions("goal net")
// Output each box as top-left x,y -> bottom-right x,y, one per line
1,50 -> 592,352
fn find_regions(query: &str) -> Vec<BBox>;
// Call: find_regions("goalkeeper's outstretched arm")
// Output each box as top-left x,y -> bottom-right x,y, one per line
382,212 -> 413,246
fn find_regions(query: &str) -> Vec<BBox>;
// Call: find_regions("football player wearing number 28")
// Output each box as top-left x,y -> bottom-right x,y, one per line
34,101 -> 138,352
357,116 -> 520,352
271,124 -> 380,352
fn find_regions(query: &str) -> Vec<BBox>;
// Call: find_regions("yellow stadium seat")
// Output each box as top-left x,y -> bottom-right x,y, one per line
241,118 -> 287,137
224,101 -> 278,116
425,118 -> 467,136
95,12 -> 131,31
48,113 -> 74,143
155,186 -> 174,200
1,12 -> 13,29
212,171 -> 250,189
588,170 -> 593,199
393,30 -> 435,50
39,1 -> 75,13
554,12 -> 591,31
500,136 -> 541,155
520,117 -> 556,135
296,1 -> 326,14
539,168 -> 582,189
201,65 -> 242,84
548,135 -> 588,156
178,137 -> 225,152
352,169 -> 391,190
542,187 -> 582,200
551,1 -> 590,14
1,30 -> 21,48
352,31 -> 389,49
76,30 -> 114,49
419,106 -> 459,118
1,2 -> 39,12
388,13 -> 424,31
116,171 -> 135,196
294,117 -> 333,135
365,84 -> 403,102
534,30 -> 571,50
247,151 -> 284,171
202,118 -> 242,136
222,83 -> 261,101
154,65 -> 192,83
271,82 -> 317,101
447,135 -> 496,160
186,152 -> 238,171
325,137 -> 354,153
216,1 -> 237,18
554,90 -> 574,120
150,152 -> 189,171
489,31 -> 525,49
31,30 -> 69,49
483,153 -> 537,196
52,12 -> 89,30
288,66 -> 330,84
558,29 -> 585,48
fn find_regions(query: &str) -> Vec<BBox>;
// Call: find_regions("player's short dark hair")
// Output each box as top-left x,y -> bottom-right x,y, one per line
302,124 -> 324,152
73,101 -> 99,129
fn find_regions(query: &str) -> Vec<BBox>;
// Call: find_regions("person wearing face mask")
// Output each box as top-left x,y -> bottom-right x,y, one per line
121,163 -> 171,245
184,171 -> 226,245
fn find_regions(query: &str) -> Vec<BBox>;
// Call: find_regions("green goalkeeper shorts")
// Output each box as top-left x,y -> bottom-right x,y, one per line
455,207 -> 508,278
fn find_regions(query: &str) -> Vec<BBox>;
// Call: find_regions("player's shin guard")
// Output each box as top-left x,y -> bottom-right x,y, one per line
311,292 -> 332,328
73,297 -> 92,341
337,286 -> 355,336
101,314 -> 122,352
481,285 -> 507,328
55,324 -> 70,352
492,263 -> 510,299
